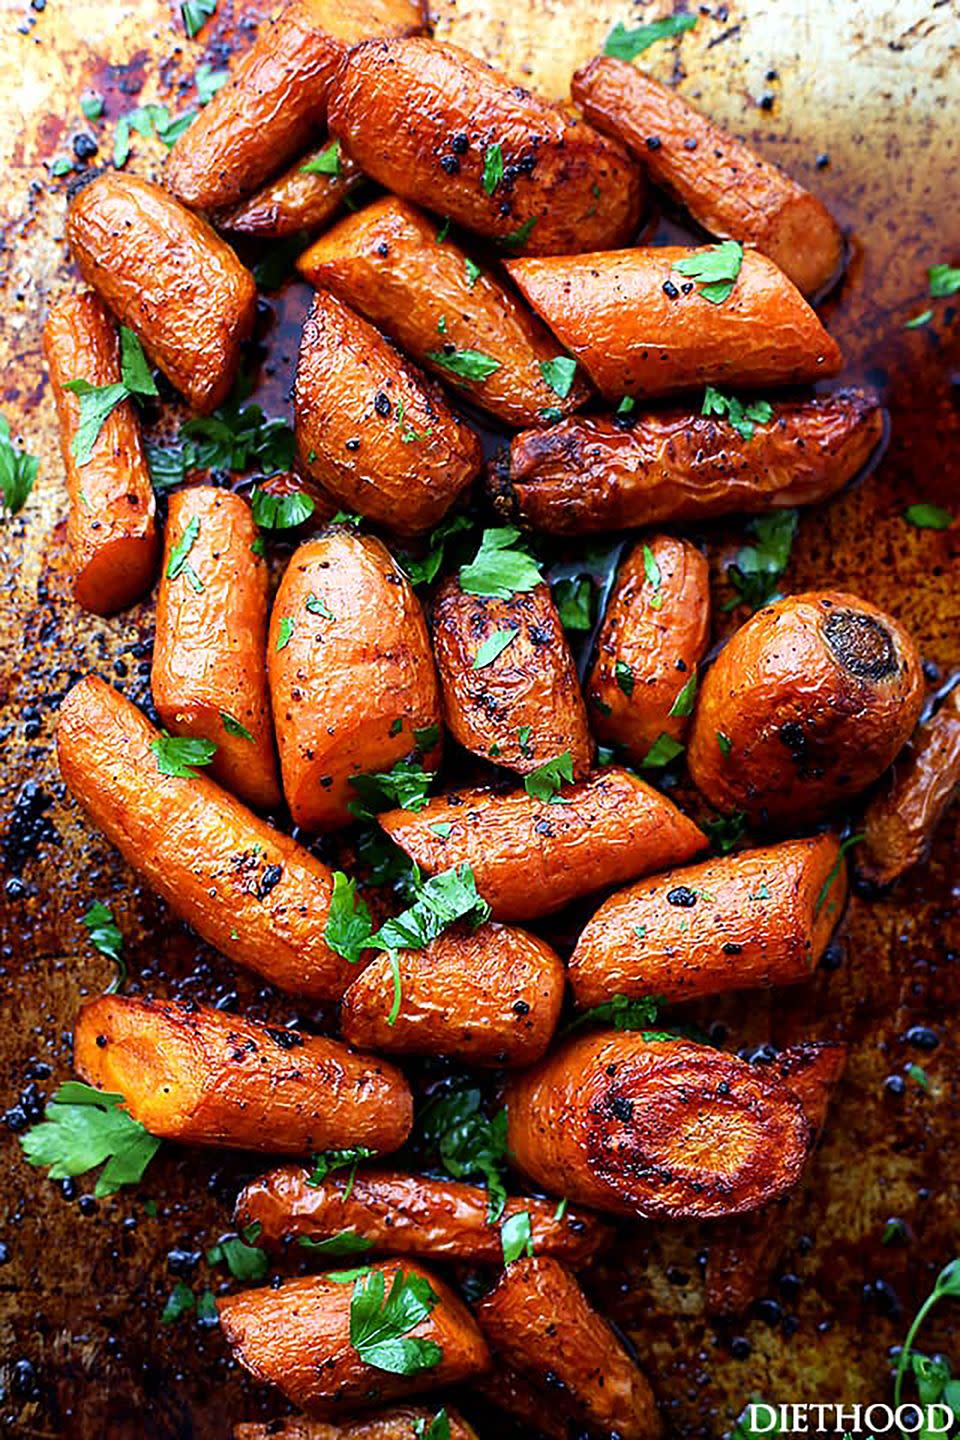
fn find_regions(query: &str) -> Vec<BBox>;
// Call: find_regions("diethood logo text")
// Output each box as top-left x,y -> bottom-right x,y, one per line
744,1402 -> 955,1434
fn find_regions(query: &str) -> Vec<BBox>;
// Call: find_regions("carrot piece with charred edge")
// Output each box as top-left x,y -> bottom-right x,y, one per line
572,57 -> 844,297
235,1166 -> 612,1268
218,1261 -> 491,1414
295,291 -> 481,536
56,676 -> 357,1000
688,591 -> 925,826
152,488 -> 281,811
474,1257 -> 661,1440
42,292 -> 158,615
218,144 -> 364,237
431,575 -> 592,779
165,0 -> 422,213
857,686 -> 960,888
568,835 -> 846,1009
234,1408 -> 479,1440
74,996 -> 412,1155
473,1367 -> 572,1440
706,1041 -> 847,1316
66,174 -> 256,415
588,535 -> 710,763
267,531 -> 441,832
378,768 -> 706,922
505,247 -> 842,401
487,389 -> 884,535
326,38 -> 643,257
297,196 -> 593,428
340,921 -> 565,1067
505,1031 -> 812,1219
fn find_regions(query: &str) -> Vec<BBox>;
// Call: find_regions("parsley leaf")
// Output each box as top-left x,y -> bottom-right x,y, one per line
524,751 -> 573,803
298,1230 -> 374,1258
668,670 -> 698,718
113,104 -> 195,167
540,357 -> 577,398
349,1267 -> 443,1375
19,1082 -> 161,1196
615,659 -> 634,696
206,1232 -> 268,1282
673,240 -> 744,304
64,328 -> 157,466
82,901 -> 126,992
349,759 -> 436,818
473,628 -> 518,669
194,63 -> 228,104
180,396 -> 294,476
459,527 -> 543,599
501,1210 -> 534,1265
604,12 -> 697,59
642,543 -> 664,609
181,0 -> 216,38
251,487 -> 315,530
80,92 -> 104,121
166,514 -> 203,592
464,259 -> 482,289
301,140 -> 341,176
552,576 -> 593,631
813,832 -> 863,916
702,385 -> 774,441
307,1146 -> 377,1195
150,734 -> 217,778
0,414 -> 40,516
414,1411 -> 451,1440
162,1280 -> 196,1324
703,810 -> 746,854
498,215 -> 538,250
640,733 -> 685,768
905,308 -> 933,330
324,873 -> 374,964
566,992 -> 662,1035
401,513 -> 475,588
928,264 -> 960,299
220,712 -> 253,741
418,1085 -> 509,1221
482,143 -> 504,195
716,731 -> 733,757
425,347 -> 501,382
904,503 -> 952,530
275,616 -> 295,651
725,510 -> 798,611
371,864 -> 490,952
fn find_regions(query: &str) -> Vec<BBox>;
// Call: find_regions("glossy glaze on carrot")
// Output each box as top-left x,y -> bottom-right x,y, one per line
218,144 -> 364,237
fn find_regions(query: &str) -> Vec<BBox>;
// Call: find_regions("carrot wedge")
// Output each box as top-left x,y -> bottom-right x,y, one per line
505,1031 -> 812,1219
74,996 -> 412,1154
234,1409 -> 479,1440
378,768 -> 706,922
56,676 -> 356,999
218,144 -> 364,237
235,1166 -> 611,1268
505,247 -> 842,400
568,836 -> 846,1008
572,57 -> 844,297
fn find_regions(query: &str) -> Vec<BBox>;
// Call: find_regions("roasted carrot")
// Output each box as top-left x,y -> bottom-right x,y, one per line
688,591 -> 925,825
218,144 -> 364,237
66,174 -> 256,414
297,197 -> 592,427
488,389 -> 884,534
42,291 -> 158,615
857,686 -> 960,888
505,247 -> 842,400
473,1367 -> 570,1440
56,676 -> 357,999
326,38 -> 643,256
474,1257 -> 661,1440
588,535 -> 710,764
569,835 -> 846,1008
218,1261 -> 491,1413
705,1041 -> 846,1316
267,531 -> 442,831
378,768 -> 706,922
152,488 -> 280,811
295,291 -> 481,536
165,0 -> 422,213
431,575 -> 592,778
75,996 -> 412,1155
234,1409 -> 479,1440
505,1031 -> 811,1219
235,1166 -> 611,1267
339,921 -> 565,1066
572,57 -> 844,297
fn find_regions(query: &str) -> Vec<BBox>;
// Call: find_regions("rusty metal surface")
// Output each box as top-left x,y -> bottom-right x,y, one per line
1,0 -> 959,1436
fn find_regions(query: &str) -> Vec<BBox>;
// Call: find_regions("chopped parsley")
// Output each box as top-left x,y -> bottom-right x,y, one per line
19,1081 -> 161,1196
250,487 -> 316,530
498,215 -> 538,250
459,527 -> 543,599
604,12 -> 697,59
413,1412 -> 451,1440
150,734 -> 217,778
0,414 -> 39,517
668,670 -> 698,718
307,1145 -> 377,1196
298,1230 -> 374,1258
642,543 -> 664,609
275,616 -> 295,651
401,513 -> 475,587
702,385 -> 774,441
181,0 -> 217,38
348,1267 -> 443,1375
539,356 -> 577,398
472,628 -> 518,669
113,104 -> 195,167
615,660 -> 635,696
524,751 -> 573,803
166,514 -> 203,593
425,347 -> 501,382
928,264 -> 960,299
301,140 -> 341,176
82,901 -> 126,992
904,503 -> 952,530
813,833 -> 863,916
324,864 -> 490,964
482,143 -> 504,195
673,240 -> 744,304
566,992 -> 662,1035
640,733 -> 685,768
207,1231 -> 269,1282
417,1084 -> 509,1221
65,327 -> 157,466
464,258 -> 482,289
220,712 -> 253,741
501,1210 -> 534,1265
552,575 -> 593,631
349,758 -> 436,818
194,63 -> 228,104
725,509 -> 798,611
80,92 -> 104,122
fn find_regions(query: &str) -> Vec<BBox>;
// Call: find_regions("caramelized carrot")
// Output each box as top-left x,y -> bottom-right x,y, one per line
235,1166 -> 611,1267
152,488 -> 280,810
327,38 -> 643,256
295,291 -> 481,536
505,247 -> 842,400
473,1368 -> 570,1440
488,389 -> 884,534
474,1257 -> 661,1440
267,531 -> 441,832
234,1410 -> 479,1440
505,1031 -> 811,1218
297,197 -> 592,427
572,57 -> 844,297
74,996 -> 412,1154
66,174 -> 256,414
857,686 -> 960,888
688,591 -> 925,825
56,676 -> 356,999
218,144 -> 364,237
431,575 -> 592,777
569,835 -> 846,1008
218,1261 -> 491,1413
378,768 -> 706,922
165,0 -> 422,212
42,292 -> 158,614
588,535 -> 710,764
339,921 -> 565,1066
